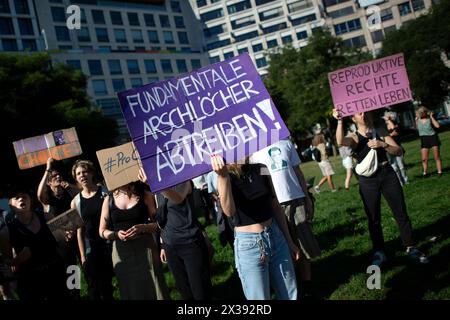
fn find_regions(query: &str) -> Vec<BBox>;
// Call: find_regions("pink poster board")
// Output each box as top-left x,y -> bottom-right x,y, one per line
328,53 -> 412,117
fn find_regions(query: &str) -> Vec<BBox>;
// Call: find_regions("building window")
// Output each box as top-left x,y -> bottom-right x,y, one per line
175,31 -> 187,44
80,8 -> 87,23
108,60 -> 122,75
2,39 -> 17,51
231,15 -> 255,30
114,29 -> 127,43
144,13 -> 155,27
252,43 -> 263,52
92,10 -> 105,24
267,39 -> 278,48
77,27 -> 91,42
383,25 -> 397,35
255,57 -> 267,68
110,11 -> 123,25
14,0 -> 29,14
227,0 -> 252,14
131,78 -> 143,88
380,8 -> 393,21
259,7 -> 283,21
148,30 -> 159,43
342,35 -> 366,48
96,28 -> 109,42
398,2 -> 412,16
88,60 -> 103,75
51,7 -> 66,22
334,18 -> 361,35
171,1 -> 181,13
127,60 -> 140,74
282,35 -> 292,44
263,22 -> 287,34
132,30 -> 143,43
161,59 -> 173,73
0,0 -> 10,13
328,6 -> 354,19
92,80 -> 107,95
174,16 -> 185,28
176,59 -> 187,73
191,59 -> 201,70
144,59 -> 157,73
112,79 -> 126,92
238,47 -> 248,54
371,30 -> 383,43
210,56 -> 220,63
224,51 -> 234,59
200,8 -> 223,23
22,39 -> 36,51
196,0 -> 206,7
66,60 -> 82,71
204,25 -> 225,38
412,0 -> 425,11
323,0 -> 351,7
0,18 -> 14,35
55,26 -> 70,41
235,30 -> 258,42
291,14 -> 316,26
163,31 -> 174,43
206,38 -> 231,50
18,18 -> 33,35
288,0 -> 313,13
159,15 -> 170,28
255,0 -> 276,5
296,30 -> 307,40
127,12 -> 140,26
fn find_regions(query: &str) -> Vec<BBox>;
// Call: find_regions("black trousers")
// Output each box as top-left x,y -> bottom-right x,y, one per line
164,236 -> 212,300
358,164 -> 415,252
84,241 -> 114,300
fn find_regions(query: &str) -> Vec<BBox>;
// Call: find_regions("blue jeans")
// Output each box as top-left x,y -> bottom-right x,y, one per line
234,221 -> 297,300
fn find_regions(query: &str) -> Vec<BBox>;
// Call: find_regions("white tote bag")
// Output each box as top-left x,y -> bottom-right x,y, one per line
355,133 -> 378,177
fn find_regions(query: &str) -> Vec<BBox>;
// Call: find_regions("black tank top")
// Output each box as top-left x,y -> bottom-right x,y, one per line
110,197 -> 148,232
354,131 -> 388,164
48,189 -> 72,217
80,187 -> 104,241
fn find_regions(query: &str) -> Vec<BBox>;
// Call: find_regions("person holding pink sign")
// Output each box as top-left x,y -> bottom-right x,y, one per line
333,110 -> 429,267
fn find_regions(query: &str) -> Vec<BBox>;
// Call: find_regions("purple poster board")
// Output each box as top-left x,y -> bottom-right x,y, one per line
118,53 -> 289,192
328,53 -> 412,117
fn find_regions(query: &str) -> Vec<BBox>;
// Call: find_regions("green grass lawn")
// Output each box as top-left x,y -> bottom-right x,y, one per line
82,131 -> 450,300
201,129 -> 450,300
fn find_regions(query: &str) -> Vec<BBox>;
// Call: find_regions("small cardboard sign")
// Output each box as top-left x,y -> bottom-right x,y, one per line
13,127 -> 82,169
96,142 -> 141,191
47,208 -> 84,242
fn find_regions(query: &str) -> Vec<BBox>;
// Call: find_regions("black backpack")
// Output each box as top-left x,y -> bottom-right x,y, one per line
312,148 -> 321,162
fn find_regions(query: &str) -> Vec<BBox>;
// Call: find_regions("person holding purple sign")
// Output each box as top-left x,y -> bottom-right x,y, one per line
212,155 -> 300,300
334,110 -> 429,266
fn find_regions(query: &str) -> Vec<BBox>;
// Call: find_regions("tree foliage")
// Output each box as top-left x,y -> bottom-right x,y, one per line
0,53 -> 117,191
265,28 -> 371,139
381,0 -> 450,107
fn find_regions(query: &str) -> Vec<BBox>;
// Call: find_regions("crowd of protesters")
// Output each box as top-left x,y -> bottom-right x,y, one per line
0,105 -> 442,301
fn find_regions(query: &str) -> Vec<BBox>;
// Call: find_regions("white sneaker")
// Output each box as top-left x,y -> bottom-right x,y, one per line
371,250 -> 387,266
314,186 -> 320,194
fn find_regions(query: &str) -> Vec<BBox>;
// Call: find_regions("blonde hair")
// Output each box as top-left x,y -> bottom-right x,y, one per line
416,106 -> 429,119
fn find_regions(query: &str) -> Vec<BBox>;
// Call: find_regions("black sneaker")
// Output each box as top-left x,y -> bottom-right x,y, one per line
406,247 -> 429,264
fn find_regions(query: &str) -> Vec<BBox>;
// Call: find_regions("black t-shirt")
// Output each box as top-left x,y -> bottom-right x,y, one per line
229,164 -> 274,227
6,212 -> 60,274
157,183 -> 202,246
355,131 -> 388,164
47,189 -> 72,217
80,187 -> 104,241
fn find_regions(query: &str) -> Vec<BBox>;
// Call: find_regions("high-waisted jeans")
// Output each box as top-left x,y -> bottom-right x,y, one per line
234,221 -> 297,300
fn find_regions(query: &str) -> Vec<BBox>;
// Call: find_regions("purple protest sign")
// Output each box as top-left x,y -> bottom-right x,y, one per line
328,53 -> 412,117
118,53 -> 289,193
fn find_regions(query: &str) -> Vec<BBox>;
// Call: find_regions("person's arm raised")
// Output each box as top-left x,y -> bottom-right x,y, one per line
333,110 -> 357,149
37,158 -> 53,206
430,112 -> 440,129
212,155 -> 236,217
161,181 -> 191,204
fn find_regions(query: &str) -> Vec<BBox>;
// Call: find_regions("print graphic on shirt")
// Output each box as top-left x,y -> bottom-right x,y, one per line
268,147 -> 288,172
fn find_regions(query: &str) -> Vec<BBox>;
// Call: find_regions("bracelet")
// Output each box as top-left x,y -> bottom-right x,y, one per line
101,229 -> 107,240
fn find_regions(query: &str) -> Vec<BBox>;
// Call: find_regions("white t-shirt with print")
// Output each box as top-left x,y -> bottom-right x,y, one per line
250,139 -> 305,203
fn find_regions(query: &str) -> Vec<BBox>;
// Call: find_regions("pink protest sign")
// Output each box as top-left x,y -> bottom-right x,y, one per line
328,53 -> 412,117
